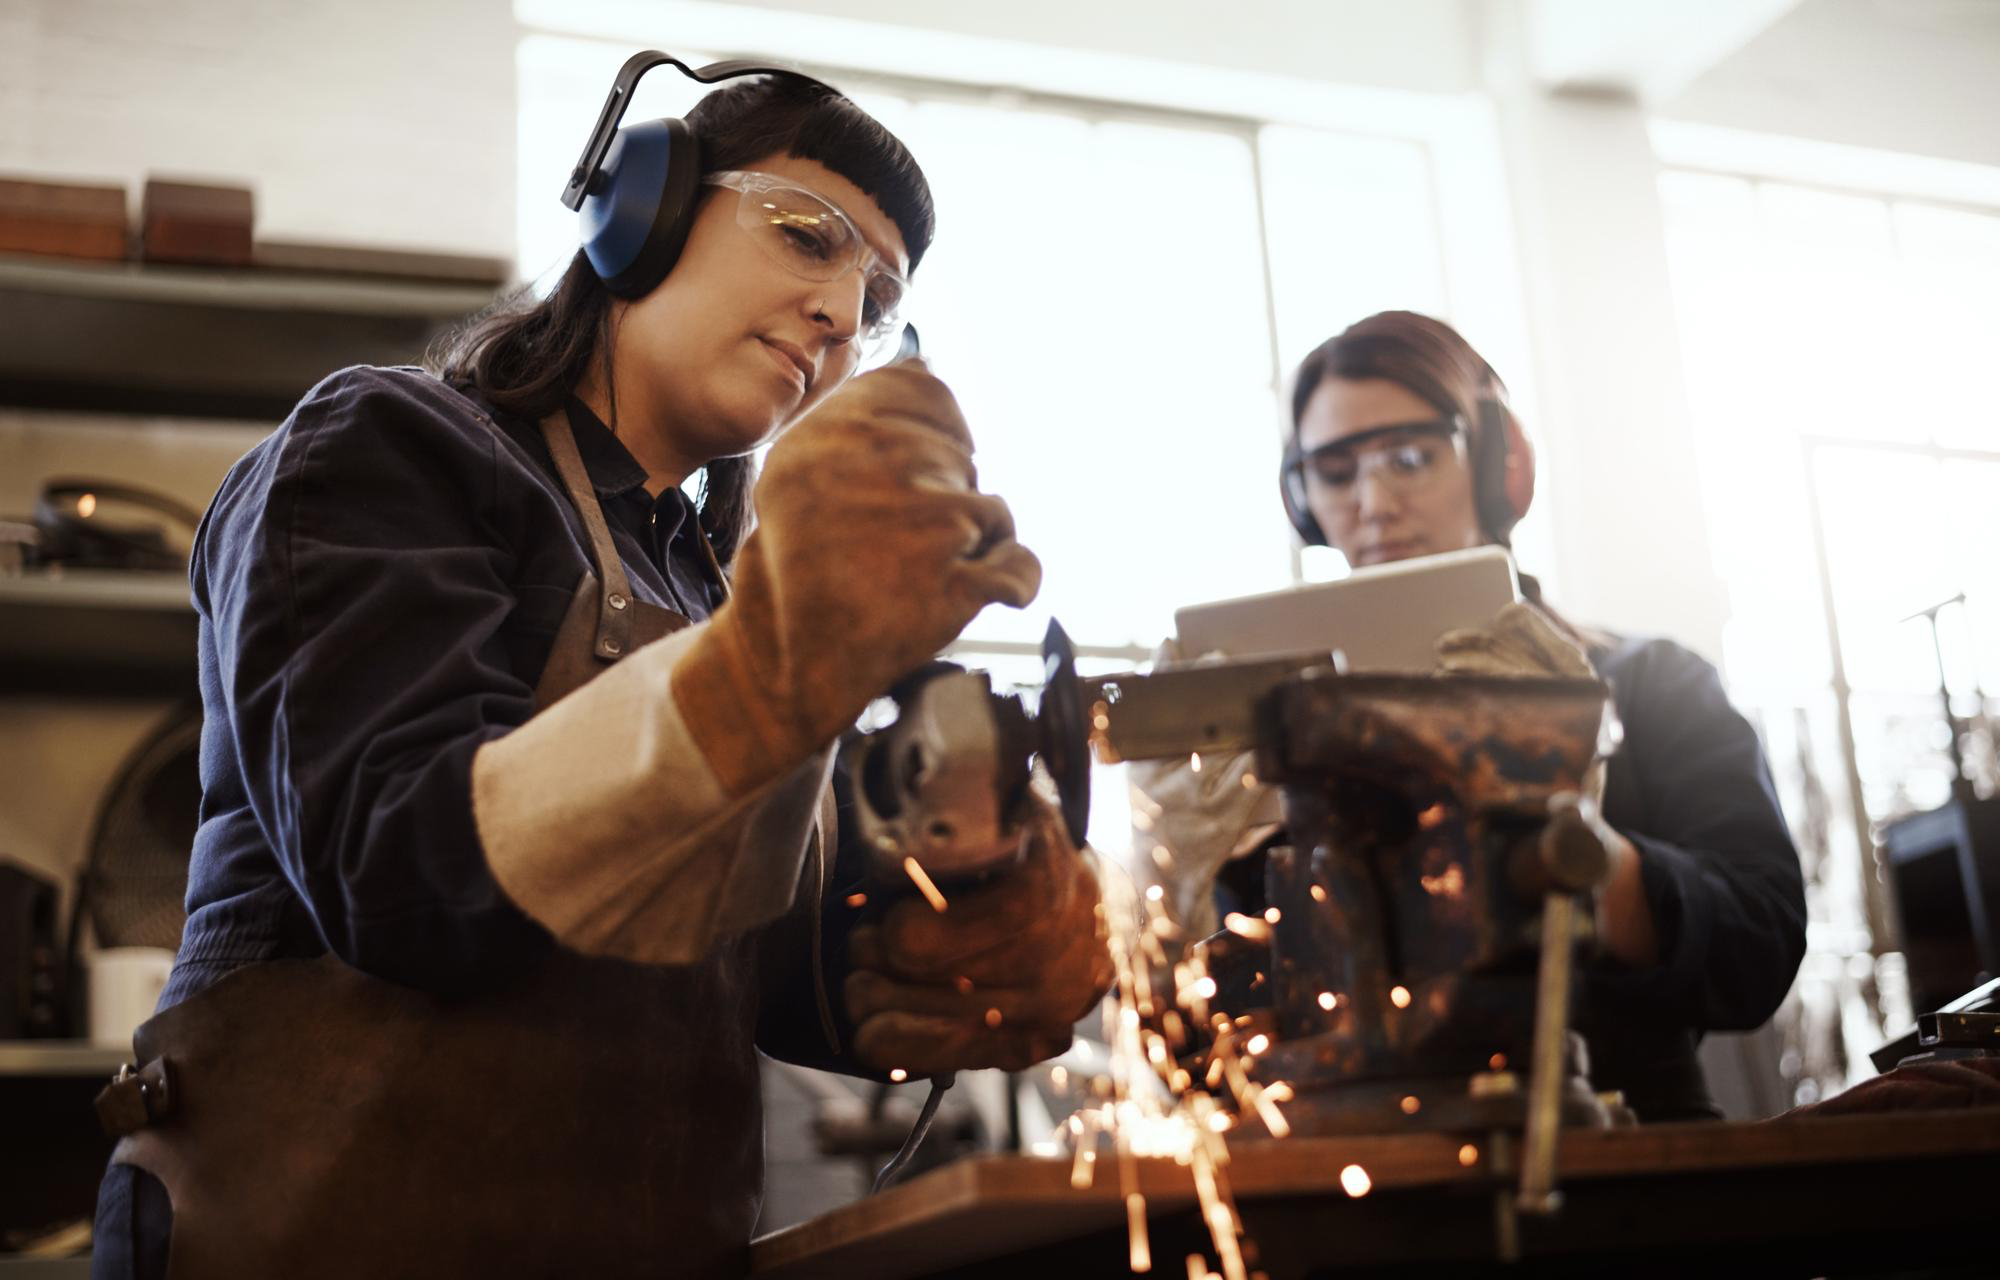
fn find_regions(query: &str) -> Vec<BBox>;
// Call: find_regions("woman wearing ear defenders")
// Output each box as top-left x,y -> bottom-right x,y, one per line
91,59 -> 1107,1279
1151,310 -> 1805,1123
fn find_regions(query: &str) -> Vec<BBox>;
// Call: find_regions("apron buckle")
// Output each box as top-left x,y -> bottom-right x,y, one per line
96,1057 -> 176,1137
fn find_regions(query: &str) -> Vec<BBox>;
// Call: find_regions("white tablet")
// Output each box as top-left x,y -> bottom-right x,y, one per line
1173,545 -> 1520,672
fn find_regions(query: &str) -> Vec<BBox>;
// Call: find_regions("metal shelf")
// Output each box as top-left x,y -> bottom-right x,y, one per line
0,253 -> 505,420
0,571 -> 197,698
0,1040 -> 127,1077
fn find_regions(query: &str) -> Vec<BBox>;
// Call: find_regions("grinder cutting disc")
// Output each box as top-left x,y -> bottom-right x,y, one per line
1038,618 -> 1091,847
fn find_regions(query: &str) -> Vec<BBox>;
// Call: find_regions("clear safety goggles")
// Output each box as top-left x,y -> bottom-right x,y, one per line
703,170 -> 909,353
1297,418 -> 1468,502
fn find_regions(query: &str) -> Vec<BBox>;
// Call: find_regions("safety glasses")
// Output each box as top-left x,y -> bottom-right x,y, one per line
703,170 -> 909,355
1296,418 -> 1467,501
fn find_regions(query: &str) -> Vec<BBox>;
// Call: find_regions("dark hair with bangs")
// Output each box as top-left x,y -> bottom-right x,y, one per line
1288,311 -> 1501,441
428,72 -> 934,566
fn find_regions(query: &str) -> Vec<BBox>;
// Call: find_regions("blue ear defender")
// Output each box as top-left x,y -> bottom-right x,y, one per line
579,118 -> 701,298
562,51 -> 839,301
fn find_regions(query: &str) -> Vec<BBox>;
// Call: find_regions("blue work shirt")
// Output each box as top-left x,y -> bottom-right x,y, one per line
165,364 -> 859,1066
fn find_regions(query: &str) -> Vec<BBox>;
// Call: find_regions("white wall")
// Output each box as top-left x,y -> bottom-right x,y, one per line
0,0 -> 519,257
524,0 -> 1480,99
1482,0 -> 1729,656
1666,0 -> 2000,170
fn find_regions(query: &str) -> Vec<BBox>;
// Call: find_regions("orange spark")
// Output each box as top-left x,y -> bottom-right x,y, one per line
902,856 -> 948,913
1340,1165 -> 1372,1197
1389,985 -> 1412,1009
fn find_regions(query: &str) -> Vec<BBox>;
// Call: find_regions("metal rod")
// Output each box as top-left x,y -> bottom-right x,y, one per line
1802,435 -> 1897,954
1517,891 -> 1574,1215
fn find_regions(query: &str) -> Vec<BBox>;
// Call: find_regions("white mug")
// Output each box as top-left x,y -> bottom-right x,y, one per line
87,946 -> 177,1048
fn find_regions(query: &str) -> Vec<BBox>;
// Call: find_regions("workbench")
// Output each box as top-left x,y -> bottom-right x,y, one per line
751,1108 -> 2000,1278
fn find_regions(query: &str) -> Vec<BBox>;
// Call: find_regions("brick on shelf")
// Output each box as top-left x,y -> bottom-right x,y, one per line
0,178 -> 128,261
140,179 -> 254,267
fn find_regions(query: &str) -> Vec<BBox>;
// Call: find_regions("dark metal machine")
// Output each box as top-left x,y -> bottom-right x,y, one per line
848,621 -> 1091,880
850,630 -> 1627,1217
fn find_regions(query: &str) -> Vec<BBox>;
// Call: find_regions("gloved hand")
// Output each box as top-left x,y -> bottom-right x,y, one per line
845,802 -> 1113,1075
674,363 -> 1043,797
1434,600 -> 1594,678
1126,640 -> 1283,938
1787,1058 -> 2000,1117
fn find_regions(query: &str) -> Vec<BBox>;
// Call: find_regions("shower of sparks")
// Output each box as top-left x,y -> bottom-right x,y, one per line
1057,845 -> 1284,1280
902,856 -> 949,913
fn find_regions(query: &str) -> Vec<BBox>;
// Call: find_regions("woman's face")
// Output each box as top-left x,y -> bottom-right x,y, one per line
610,151 -> 910,470
1294,375 -> 1485,568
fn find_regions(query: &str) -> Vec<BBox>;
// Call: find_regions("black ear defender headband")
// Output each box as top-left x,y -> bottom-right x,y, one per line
1278,392 -> 1530,548
561,50 -> 841,300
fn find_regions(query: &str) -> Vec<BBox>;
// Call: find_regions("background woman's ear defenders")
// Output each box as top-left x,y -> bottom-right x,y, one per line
561,50 -> 842,300
1278,395 -> 1536,548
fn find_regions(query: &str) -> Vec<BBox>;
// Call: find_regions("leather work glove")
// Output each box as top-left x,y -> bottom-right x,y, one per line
1434,600 -> 1594,679
845,803 -> 1114,1075
674,363 -> 1043,797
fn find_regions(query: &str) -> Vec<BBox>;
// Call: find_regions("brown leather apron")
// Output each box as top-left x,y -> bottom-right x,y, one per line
105,407 -> 831,1279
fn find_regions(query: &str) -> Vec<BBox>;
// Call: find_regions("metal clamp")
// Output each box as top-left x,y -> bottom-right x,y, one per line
95,1057 -> 175,1137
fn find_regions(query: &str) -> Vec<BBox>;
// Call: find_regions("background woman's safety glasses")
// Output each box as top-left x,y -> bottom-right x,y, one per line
1299,419 -> 1467,501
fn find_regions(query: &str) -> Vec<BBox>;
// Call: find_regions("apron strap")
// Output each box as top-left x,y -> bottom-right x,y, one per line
539,406 -> 639,661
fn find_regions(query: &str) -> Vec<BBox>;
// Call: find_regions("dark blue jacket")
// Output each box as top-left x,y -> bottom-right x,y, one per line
163,364 -> 862,1066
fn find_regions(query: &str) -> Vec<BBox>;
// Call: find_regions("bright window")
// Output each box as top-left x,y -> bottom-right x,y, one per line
516,34 -> 1480,670
1660,166 -> 2000,1097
